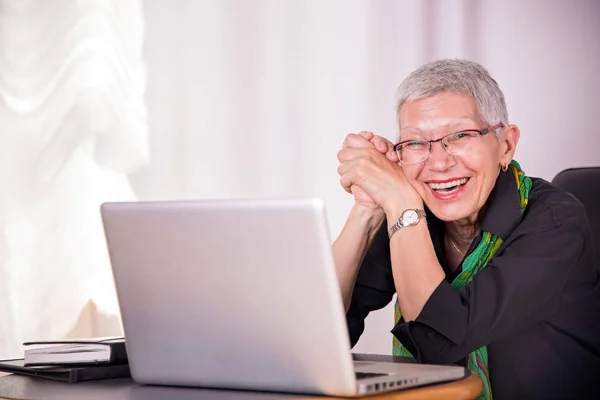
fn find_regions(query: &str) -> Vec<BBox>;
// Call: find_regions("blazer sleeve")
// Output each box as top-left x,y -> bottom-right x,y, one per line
391,221 -> 586,364
346,223 -> 396,347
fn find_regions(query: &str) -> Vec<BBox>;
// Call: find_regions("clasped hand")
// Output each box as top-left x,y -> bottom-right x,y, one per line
337,131 -> 423,215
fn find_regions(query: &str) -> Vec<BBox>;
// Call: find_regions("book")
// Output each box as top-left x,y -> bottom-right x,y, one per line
0,358 -> 130,383
23,337 -> 127,366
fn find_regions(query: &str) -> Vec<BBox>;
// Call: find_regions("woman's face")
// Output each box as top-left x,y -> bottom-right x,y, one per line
398,92 -> 519,223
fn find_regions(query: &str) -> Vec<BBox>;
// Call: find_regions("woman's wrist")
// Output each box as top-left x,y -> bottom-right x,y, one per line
349,203 -> 386,237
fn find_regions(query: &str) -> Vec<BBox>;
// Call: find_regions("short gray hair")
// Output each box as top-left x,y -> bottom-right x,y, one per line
395,59 -> 508,137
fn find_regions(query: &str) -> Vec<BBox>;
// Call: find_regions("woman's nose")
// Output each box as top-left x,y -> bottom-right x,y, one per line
427,141 -> 456,171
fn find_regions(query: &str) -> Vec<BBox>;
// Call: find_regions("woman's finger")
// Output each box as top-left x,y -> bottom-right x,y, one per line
343,133 -> 375,149
340,173 -> 354,194
337,147 -> 374,163
369,135 -> 394,154
357,131 -> 374,141
386,147 -> 400,163
337,158 -> 359,177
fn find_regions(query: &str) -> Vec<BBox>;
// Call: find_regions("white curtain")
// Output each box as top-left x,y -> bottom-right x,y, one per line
1,0 -> 599,359
0,0 -> 147,358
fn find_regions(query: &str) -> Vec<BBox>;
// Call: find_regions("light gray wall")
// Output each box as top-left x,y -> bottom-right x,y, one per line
136,0 -> 600,355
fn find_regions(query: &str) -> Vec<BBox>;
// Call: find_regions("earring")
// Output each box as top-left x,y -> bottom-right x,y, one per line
501,163 -> 508,172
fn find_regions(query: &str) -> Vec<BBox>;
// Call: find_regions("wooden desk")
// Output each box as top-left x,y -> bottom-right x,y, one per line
0,372 -> 481,400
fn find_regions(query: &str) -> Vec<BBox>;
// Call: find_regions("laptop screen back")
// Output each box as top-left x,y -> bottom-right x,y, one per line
101,198 -> 357,396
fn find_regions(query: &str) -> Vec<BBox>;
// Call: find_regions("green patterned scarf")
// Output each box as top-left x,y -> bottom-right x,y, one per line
392,160 -> 532,400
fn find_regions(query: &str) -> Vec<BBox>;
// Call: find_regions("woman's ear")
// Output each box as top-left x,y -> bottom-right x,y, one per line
499,124 -> 520,165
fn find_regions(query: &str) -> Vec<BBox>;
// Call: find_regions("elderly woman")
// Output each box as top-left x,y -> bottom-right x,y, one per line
334,59 -> 600,400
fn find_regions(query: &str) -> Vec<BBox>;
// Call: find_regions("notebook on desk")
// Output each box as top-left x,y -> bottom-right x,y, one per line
23,337 -> 127,366
0,358 -> 130,383
100,198 -> 467,397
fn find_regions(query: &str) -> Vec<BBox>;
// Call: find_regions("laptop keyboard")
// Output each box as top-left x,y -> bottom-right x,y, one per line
355,372 -> 388,380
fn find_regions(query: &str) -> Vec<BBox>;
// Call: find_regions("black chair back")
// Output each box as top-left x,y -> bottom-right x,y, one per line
552,167 -> 600,250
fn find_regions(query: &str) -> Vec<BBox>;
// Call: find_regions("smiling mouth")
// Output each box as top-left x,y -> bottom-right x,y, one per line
427,178 -> 470,194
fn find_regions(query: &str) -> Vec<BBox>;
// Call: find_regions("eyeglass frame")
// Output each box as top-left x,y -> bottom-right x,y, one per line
392,123 -> 505,165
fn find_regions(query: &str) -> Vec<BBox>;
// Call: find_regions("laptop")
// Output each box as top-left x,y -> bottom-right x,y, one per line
100,198 -> 467,397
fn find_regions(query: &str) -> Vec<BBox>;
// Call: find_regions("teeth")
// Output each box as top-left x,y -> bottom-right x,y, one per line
428,178 -> 468,190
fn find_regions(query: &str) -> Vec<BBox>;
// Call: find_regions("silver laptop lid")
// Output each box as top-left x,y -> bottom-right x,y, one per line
101,198 -> 357,396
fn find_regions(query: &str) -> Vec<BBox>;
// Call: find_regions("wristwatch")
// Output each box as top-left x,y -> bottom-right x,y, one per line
388,209 -> 426,239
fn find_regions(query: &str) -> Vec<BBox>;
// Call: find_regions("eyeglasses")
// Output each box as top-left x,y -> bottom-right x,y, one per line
393,123 -> 504,165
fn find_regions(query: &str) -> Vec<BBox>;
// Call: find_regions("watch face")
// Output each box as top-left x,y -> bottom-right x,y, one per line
402,210 -> 419,225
